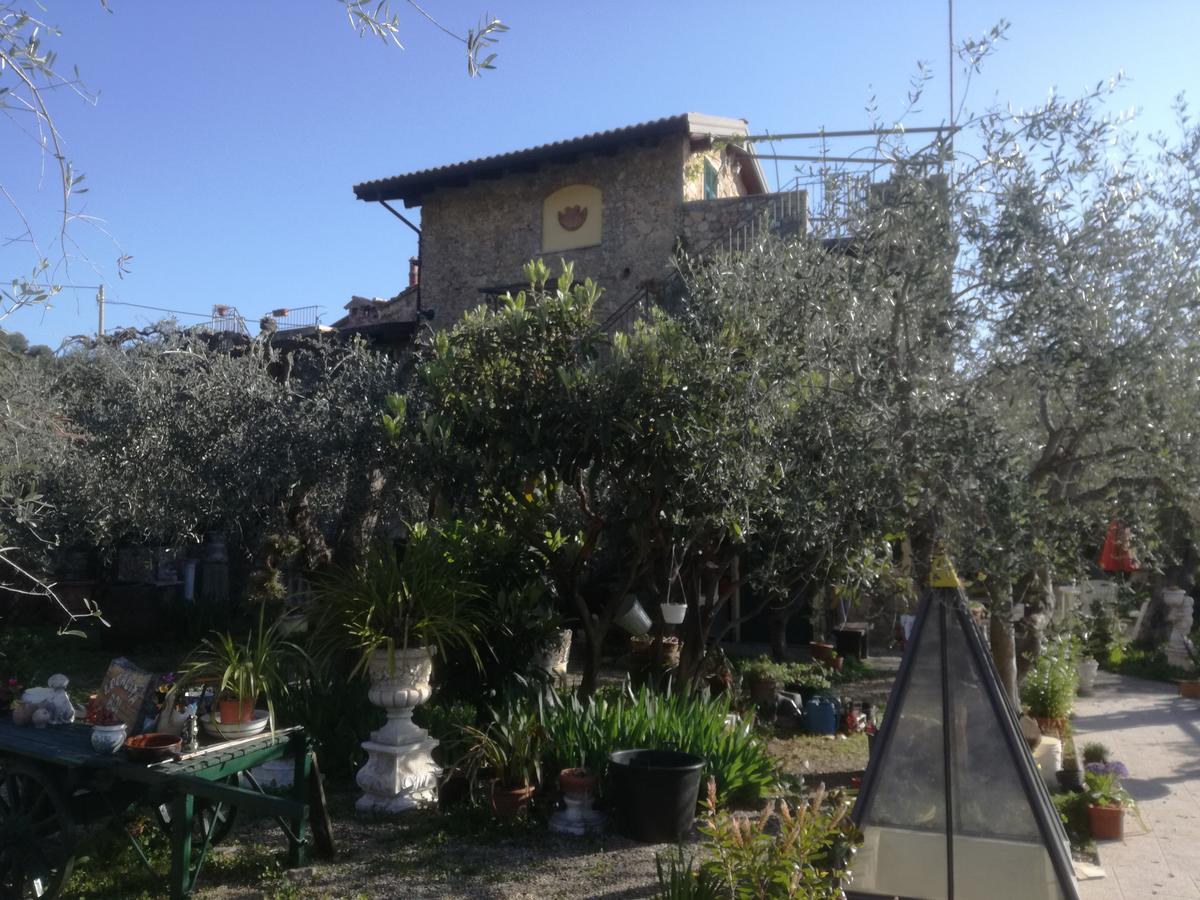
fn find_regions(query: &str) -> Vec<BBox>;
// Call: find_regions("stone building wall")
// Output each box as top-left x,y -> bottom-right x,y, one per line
419,136 -> 688,325
682,147 -> 750,202
680,193 -> 787,254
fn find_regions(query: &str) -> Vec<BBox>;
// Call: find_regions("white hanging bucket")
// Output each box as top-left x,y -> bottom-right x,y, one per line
660,602 -> 688,625
617,596 -> 652,635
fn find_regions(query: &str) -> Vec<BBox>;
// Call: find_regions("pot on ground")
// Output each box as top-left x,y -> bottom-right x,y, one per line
1035,716 -> 1067,738
489,782 -> 535,820
1088,803 -> 1124,840
608,749 -> 705,843
749,678 -> 777,707
809,642 -> 834,662
1180,681 -> 1200,700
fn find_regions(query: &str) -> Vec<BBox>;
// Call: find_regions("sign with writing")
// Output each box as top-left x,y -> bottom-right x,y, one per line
96,657 -> 158,732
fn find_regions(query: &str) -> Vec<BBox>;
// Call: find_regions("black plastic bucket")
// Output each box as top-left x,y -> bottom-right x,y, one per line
607,749 -> 706,842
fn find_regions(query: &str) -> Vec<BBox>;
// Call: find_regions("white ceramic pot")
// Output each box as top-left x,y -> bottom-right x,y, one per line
660,602 -> 688,625
355,646 -> 440,814
1077,658 -> 1100,696
91,723 -> 127,754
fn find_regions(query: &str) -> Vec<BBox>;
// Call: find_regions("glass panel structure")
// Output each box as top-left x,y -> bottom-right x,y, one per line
849,588 -> 1078,900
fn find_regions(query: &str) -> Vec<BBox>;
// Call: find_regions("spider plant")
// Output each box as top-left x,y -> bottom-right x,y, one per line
181,604 -> 307,730
314,524 -> 488,677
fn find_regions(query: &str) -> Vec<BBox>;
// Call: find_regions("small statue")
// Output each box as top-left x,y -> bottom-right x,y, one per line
182,707 -> 200,753
46,674 -> 76,725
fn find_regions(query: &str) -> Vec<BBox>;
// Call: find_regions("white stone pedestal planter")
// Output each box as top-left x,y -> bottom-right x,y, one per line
355,646 -> 440,815
1164,589 -> 1194,670
1076,658 -> 1100,696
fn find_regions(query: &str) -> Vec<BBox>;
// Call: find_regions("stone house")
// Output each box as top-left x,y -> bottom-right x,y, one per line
352,113 -> 807,329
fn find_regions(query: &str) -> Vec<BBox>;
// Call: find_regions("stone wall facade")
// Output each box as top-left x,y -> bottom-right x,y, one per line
679,191 -> 808,255
419,136 -> 688,325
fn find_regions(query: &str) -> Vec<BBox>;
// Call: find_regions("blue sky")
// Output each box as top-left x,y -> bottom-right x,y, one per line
3,0 -> 1198,347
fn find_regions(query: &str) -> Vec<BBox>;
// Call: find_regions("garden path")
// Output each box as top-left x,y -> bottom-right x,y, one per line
1073,669 -> 1200,899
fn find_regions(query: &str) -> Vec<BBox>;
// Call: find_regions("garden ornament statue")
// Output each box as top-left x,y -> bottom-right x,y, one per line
1163,587 -> 1194,670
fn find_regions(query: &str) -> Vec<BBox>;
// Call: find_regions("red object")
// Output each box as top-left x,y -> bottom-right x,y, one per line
218,697 -> 256,725
1100,519 -> 1139,573
489,783 -> 535,819
559,768 -> 597,798
124,732 -> 183,763
1088,803 -> 1125,841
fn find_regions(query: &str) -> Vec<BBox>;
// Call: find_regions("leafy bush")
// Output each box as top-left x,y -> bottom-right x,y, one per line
655,780 -> 861,900
740,655 -> 788,683
1020,639 -> 1077,718
1052,791 -> 1092,851
540,685 -> 777,806
1081,741 -> 1109,765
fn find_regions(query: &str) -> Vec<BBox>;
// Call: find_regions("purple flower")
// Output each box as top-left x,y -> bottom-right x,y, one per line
1085,762 -> 1107,774
1105,760 -> 1130,778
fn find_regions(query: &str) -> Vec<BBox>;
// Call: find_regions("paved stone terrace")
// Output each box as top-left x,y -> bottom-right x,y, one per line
1073,670 -> 1200,899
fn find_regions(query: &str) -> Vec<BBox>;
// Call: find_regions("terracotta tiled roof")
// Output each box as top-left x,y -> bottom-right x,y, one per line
353,112 -> 753,207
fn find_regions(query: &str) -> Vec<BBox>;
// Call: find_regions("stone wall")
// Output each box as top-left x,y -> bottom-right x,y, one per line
682,147 -> 749,201
679,191 -> 808,254
419,136 -> 688,325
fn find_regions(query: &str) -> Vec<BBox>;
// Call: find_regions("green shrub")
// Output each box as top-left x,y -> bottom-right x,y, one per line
1020,639 -> 1077,719
539,684 -> 777,806
656,780 -> 861,900
1052,791 -> 1092,852
739,655 -> 788,683
1081,741 -> 1109,765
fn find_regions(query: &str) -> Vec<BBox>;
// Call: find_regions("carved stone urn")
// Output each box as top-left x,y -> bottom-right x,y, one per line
355,646 -> 440,814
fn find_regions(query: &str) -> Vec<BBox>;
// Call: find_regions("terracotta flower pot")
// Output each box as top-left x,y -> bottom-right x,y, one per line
218,697 -> 256,725
489,783 -> 535,820
1035,716 -> 1066,737
1088,803 -> 1124,841
809,642 -> 834,662
1180,681 -> 1200,700
559,768 -> 597,799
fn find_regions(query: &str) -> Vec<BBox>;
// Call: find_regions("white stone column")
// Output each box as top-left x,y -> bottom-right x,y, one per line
355,646 -> 440,815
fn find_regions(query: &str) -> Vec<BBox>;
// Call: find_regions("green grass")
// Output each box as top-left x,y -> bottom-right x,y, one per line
1102,645 -> 1192,683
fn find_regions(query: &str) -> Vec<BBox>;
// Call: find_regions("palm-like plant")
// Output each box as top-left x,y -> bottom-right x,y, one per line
181,604 -> 307,730
457,701 -> 544,791
315,524 -> 488,676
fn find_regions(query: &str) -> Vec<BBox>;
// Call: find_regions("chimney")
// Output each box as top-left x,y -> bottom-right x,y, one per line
408,256 -> 420,288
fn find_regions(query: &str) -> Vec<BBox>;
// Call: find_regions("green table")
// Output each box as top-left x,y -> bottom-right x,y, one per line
0,715 -> 313,899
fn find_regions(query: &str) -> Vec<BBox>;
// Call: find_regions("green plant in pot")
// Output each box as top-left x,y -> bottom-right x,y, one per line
1056,736 -> 1083,793
1019,640 -> 1076,736
742,656 -> 785,707
457,701 -> 544,820
313,525 -> 489,814
181,604 -> 305,730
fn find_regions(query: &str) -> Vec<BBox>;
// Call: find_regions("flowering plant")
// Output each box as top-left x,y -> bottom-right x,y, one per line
0,677 -> 23,708
1085,761 -> 1132,808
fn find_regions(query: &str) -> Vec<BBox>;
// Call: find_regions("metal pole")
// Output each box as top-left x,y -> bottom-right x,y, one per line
97,284 -> 105,336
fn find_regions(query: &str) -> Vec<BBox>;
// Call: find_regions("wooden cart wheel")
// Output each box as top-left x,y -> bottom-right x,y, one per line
154,774 -> 242,847
0,760 -> 77,900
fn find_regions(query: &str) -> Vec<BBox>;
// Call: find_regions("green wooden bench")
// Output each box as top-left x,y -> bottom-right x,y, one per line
0,716 -> 322,899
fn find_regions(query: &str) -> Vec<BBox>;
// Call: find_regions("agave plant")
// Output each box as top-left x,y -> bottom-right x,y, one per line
314,524 -> 489,676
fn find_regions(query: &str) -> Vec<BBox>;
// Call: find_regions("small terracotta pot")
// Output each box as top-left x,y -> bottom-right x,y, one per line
489,782 -> 535,820
809,642 -> 834,662
1180,681 -> 1200,700
1088,803 -> 1124,841
218,697 -> 255,725
559,768 -> 597,798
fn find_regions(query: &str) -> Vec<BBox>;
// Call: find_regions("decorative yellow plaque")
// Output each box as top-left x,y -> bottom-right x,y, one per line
929,553 -> 963,588
542,184 -> 602,252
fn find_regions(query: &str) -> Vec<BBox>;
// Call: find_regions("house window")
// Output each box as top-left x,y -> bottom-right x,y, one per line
703,159 -> 719,200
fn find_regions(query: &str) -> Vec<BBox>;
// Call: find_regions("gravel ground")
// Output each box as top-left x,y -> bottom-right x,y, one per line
195,788 -> 691,900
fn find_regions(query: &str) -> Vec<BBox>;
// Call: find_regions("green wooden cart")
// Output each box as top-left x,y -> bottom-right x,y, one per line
0,716 -> 319,899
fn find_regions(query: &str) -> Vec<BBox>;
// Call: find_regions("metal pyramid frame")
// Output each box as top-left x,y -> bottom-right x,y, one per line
847,584 -> 1079,900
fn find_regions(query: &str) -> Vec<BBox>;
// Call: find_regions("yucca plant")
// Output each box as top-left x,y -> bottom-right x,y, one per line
314,524 -> 488,676
457,700 -> 544,791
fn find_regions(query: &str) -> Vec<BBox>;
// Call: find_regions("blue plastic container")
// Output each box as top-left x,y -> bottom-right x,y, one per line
804,695 -> 839,735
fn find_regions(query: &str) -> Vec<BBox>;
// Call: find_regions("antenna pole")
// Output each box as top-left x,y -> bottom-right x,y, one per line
948,0 -> 955,156
97,284 -> 105,337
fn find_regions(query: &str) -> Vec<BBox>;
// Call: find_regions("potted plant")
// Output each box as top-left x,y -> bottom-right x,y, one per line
1180,638 -> 1200,699
181,604 -> 304,729
457,702 -> 544,820
742,656 -> 784,707
1084,760 -> 1136,840
1019,641 -> 1076,736
782,663 -> 831,704
1056,736 -> 1083,793
314,526 -> 487,813
809,641 -> 835,663
88,706 -> 127,754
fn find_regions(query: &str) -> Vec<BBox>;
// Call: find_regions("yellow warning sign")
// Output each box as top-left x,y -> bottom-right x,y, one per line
929,553 -> 962,588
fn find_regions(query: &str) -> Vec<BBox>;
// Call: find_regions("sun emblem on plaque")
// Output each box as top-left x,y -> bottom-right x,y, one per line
557,205 -> 588,232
